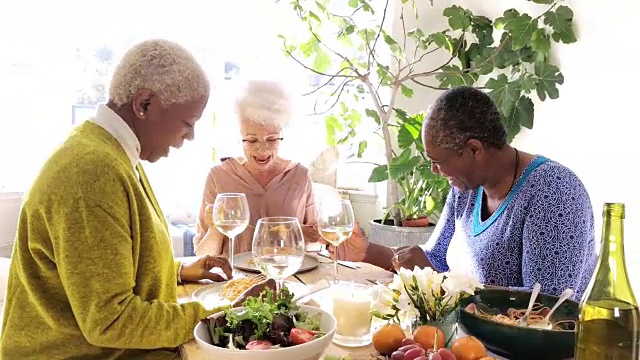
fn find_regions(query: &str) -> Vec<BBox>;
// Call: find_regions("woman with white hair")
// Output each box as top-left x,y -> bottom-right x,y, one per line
0,39 -> 254,359
193,79 -> 321,256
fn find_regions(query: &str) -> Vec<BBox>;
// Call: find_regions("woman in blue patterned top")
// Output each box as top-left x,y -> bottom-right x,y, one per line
331,86 -> 598,300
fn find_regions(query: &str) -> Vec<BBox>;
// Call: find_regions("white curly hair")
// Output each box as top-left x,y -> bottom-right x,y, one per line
109,39 -> 210,106
235,79 -> 294,129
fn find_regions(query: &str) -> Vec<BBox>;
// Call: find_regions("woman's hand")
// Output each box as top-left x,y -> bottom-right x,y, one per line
327,221 -> 368,263
180,255 -> 232,283
391,245 -> 432,272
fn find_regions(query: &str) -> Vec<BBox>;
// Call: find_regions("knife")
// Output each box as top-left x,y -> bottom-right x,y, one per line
314,250 -> 361,269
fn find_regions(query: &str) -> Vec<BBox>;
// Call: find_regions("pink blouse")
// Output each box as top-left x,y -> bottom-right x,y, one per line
193,158 -> 317,256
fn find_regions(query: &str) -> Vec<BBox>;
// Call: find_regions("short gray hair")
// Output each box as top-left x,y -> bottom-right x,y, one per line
109,39 -> 210,106
425,86 -> 507,151
235,79 -> 293,129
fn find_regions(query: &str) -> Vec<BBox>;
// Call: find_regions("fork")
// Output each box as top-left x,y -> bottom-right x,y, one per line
519,282 -> 541,327
249,273 -> 266,282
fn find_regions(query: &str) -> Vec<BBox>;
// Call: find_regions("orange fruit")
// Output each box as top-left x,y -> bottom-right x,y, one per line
372,323 -> 405,355
412,325 -> 445,350
450,336 -> 488,360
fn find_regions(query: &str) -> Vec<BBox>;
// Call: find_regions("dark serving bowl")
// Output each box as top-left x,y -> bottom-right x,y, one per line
458,288 -> 579,360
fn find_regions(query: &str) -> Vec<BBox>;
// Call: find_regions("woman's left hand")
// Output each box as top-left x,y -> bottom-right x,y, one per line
180,255 -> 233,283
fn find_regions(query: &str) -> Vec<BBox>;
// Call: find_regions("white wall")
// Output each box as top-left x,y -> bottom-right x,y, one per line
384,0 -> 640,290
0,192 -> 22,258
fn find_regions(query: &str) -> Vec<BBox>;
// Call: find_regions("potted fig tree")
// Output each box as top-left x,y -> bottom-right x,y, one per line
278,0 -> 577,245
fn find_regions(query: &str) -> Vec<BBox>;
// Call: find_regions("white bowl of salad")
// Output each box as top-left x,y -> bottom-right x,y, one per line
194,288 -> 337,360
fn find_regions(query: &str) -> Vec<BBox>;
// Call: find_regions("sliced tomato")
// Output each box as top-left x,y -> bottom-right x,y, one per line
290,328 -> 316,345
245,340 -> 273,350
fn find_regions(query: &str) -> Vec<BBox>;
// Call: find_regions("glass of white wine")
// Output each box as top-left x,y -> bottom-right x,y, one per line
252,217 -> 305,294
212,193 -> 250,272
317,199 -> 355,284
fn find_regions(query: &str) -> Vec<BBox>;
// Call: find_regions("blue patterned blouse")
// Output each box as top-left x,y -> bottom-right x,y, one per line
424,156 -> 598,300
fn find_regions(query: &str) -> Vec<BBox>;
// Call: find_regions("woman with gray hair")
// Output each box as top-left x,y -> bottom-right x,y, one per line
194,79 -> 321,257
0,39 -> 246,359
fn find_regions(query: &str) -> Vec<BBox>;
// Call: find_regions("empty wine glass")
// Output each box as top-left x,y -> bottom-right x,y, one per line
252,217 -> 305,294
317,199 -> 355,284
212,193 -> 250,271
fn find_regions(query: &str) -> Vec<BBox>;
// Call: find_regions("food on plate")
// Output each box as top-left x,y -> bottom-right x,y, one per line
372,323 -> 406,355
413,325 -> 445,350
464,303 -> 576,330
450,336 -> 487,360
219,276 -> 266,301
201,287 -> 324,350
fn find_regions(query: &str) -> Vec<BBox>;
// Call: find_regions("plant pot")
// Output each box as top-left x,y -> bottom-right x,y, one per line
401,217 -> 431,227
368,219 -> 435,248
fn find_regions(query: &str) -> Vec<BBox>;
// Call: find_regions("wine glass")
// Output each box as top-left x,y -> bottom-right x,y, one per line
212,193 -> 250,272
252,217 -> 305,294
317,199 -> 355,284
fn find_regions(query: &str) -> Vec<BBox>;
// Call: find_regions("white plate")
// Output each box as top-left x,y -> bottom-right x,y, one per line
232,251 -> 319,273
192,280 -> 310,309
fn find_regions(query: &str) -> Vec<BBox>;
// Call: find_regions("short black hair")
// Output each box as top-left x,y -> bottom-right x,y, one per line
424,86 -> 507,151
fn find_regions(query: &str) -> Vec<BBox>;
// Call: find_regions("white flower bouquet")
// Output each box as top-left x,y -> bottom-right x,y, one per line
371,266 -> 483,325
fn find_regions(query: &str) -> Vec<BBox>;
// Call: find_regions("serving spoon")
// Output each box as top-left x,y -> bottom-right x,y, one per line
519,282 -> 541,327
530,288 -> 574,330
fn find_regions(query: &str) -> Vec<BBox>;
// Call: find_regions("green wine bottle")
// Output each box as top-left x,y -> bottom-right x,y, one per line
575,203 -> 640,359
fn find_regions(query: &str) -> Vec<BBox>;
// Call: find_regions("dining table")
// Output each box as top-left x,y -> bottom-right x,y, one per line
176,254 -> 508,360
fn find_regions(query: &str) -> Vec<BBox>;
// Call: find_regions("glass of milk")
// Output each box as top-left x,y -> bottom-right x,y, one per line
331,282 -> 373,347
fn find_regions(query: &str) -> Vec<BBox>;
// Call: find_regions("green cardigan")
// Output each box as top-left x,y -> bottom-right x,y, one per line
0,122 -> 214,359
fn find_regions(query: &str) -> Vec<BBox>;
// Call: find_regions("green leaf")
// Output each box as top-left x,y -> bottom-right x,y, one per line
357,140 -> 367,158
299,37 -> 319,58
443,5 -> 472,30
518,73 -> 538,94
471,16 -> 494,47
467,45 -> 498,75
388,149 -> 421,180
407,28 -> 425,41
312,49 -> 332,73
544,6 -> 577,44
534,62 -> 564,101
397,115 -> 422,150
510,96 -> 534,129
365,108 -> 381,125
486,74 -> 521,116
495,9 -> 535,50
427,32 -> 455,53
400,84 -> 414,98
308,11 -> 321,22
348,0 -> 359,8
436,65 -> 478,88
376,64 -> 393,87
530,29 -> 550,60
368,165 -> 389,183
383,31 -> 404,61
325,115 -> 341,146
344,24 -> 355,35
358,28 -> 376,43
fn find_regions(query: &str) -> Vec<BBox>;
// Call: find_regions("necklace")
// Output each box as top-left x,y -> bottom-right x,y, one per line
509,148 -> 520,192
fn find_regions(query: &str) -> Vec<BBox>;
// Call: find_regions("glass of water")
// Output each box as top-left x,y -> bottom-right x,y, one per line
252,217 -> 305,294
